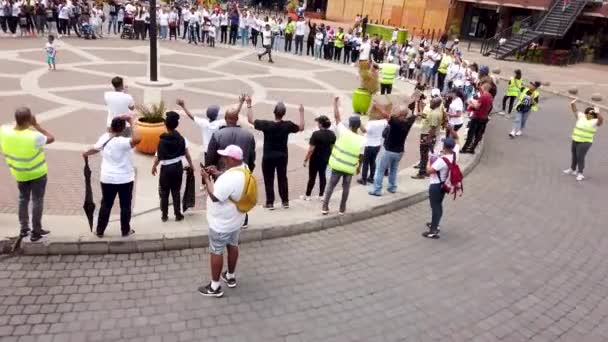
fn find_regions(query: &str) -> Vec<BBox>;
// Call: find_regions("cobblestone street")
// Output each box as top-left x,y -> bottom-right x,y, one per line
1,91 -> 608,341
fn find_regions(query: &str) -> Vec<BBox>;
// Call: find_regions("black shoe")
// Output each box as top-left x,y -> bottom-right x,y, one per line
411,174 -> 426,179
268,60 -> 274,63
422,231 -> 440,239
282,202 -> 289,209
29,235 -> 44,242
19,231 -> 29,238
176,214 -> 184,222
96,232 -> 104,238
413,164 -> 420,169
263,204 -> 275,210
122,229 -> 135,237
356,179 -> 366,186
198,283 -> 223,297
258,54 -> 261,61
367,178 -> 374,184
161,216 -> 168,222
426,222 -> 440,232
221,271 -> 237,288
39,229 -> 50,236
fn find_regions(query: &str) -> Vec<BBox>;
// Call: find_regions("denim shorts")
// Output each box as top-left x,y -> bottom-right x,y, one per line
208,228 -> 240,255
421,65 -> 432,77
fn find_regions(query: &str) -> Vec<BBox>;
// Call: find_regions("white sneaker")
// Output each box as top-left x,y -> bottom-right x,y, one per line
562,168 -> 574,175
509,130 -> 515,137
515,131 -> 522,136
576,173 -> 585,181
498,111 -> 506,115
299,195 -> 311,201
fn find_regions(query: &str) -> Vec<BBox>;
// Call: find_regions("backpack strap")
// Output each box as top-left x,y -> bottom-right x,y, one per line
228,166 -> 251,204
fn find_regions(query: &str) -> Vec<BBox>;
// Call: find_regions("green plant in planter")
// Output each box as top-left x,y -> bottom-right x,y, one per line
137,101 -> 166,124
352,64 -> 379,114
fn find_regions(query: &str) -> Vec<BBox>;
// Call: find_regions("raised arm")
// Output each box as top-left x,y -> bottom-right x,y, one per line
127,116 -> 142,147
31,116 -> 55,145
333,96 -> 341,124
235,95 -> 246,116
570,99 -> 578,118
246,96 -> 254,125
176,99 -> 195,121
298,104 -> 305,131
597,111 -> 604,127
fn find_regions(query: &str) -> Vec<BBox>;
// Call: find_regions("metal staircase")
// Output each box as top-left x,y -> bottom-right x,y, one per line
481,0 -> 590,60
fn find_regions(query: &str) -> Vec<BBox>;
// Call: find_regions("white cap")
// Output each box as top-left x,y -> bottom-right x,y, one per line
431,88 -> 441,97
387,56 -> 394,63
453,80 -> 464,88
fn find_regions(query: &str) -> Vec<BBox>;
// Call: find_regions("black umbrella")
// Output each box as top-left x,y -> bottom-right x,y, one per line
182,167 -> 196,213
83,157 -> 96,231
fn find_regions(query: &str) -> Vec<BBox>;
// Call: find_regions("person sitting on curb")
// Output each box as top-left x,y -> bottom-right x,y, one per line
322,96 -> 366,215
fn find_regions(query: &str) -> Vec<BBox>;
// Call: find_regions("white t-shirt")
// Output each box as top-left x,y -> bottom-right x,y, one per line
94,133 -> 134,184
45,42 -> 56,58
448,97 -> 464,126
262,29 -> 272,46
210,13 -> 219,27
104,91 -> 135,127
422,51 -> 438,68
206,164 -> 246,233
364,119 -> 387,147
359,42 -> 371,61
182,11 -> 191,21
194,117 -> 226,154
58,4 -> 70,19
159,12 -> 168,26
220,13 -> 228,26
295,20 -> 305,35
577,112 -> 599,128
429,152 -> 455,185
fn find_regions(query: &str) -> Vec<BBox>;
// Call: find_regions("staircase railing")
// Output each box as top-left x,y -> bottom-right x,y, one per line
535,0 -> 589,37
480,13 -> 544,57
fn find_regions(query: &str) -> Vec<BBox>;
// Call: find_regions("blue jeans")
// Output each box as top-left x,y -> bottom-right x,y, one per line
107,15 -> 117,34
314,44 -> 322,59
428,183 -> 445,231
160,25 -> 167,39
371,150 -> 402,194
513,110 -> 531,132
240,26 -> 249,46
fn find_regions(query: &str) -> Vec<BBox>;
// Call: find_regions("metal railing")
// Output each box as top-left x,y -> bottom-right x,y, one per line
535,0 -> 589,37
480,13 -> 544,57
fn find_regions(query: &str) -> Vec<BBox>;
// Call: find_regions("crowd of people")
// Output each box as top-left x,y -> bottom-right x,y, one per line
0,4 -> 605,297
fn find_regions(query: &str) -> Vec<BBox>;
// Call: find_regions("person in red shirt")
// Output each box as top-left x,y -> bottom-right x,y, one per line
462,82 -> 493,154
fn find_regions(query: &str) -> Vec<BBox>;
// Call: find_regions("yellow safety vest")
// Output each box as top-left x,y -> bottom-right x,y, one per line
515,88 -> 540,112
572,116 -> 598,143
437,55 -> 452,74
0,126 -> 48,182
506,77 -> 523,97
328,129 -> 364,175
334,32 -> 345,48
380,63 -> 398,85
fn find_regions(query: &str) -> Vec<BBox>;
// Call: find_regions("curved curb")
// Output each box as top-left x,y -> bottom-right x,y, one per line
1,142 -> 484,256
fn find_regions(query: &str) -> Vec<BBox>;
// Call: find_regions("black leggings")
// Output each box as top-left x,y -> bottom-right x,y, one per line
360,145 -> 380,182
307,38 -> 314,55
262,156 -> 289,205
97,181 -> 133,235
305,160 -> 328,197
571,140 -> 592,173
502,95 -> 517,114
159,162 -> 183,218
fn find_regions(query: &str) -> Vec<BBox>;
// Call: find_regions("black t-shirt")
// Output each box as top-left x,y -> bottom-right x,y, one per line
309,129 -> 336,164
383,116 -> 416,153
254,119 -> 300,159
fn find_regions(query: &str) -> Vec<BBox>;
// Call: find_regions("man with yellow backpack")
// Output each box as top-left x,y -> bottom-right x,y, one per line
199,144 -> 258,298
500,69 -> 523,116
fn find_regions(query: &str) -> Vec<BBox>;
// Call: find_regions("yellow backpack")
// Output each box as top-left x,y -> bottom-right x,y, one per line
229,167 -> 258,213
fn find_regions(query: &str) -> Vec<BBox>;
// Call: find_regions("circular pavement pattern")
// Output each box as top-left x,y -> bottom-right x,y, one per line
0,37 -> 411,216
1,87 -> 608,341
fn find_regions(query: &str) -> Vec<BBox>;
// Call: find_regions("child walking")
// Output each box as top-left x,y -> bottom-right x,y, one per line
45,35 -> 56,71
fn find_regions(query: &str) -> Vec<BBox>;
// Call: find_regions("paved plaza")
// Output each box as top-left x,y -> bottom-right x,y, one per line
1,36 -> 608,342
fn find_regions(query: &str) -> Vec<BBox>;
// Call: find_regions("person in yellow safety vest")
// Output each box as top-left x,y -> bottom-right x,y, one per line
436,49 -> 453,92
564,99 -> 603,181
322,96 -> 366,215
509,81 -> 541,137
501,69 -> 523,115
379,56 -> 399,95
333,27 -> 345,63
0,107 -> 55,242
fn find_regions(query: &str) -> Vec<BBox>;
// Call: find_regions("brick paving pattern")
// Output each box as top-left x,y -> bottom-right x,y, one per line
1,90 -> 608,341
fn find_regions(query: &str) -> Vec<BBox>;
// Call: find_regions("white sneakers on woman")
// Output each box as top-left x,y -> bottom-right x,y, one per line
563,168 -> 585,181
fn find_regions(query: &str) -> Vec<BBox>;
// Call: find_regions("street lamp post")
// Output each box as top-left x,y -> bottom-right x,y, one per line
149,0 -> 158,82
